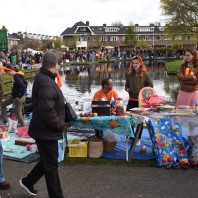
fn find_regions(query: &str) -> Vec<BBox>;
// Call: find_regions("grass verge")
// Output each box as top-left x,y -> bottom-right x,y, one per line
63,157 -> 156,167
165,60 -> 183,73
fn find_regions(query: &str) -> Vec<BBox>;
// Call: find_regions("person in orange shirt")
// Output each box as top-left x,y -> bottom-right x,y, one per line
93,78 -> 119,101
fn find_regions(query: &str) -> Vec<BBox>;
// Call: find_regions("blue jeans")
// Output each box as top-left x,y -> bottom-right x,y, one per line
0,140 -> 5,183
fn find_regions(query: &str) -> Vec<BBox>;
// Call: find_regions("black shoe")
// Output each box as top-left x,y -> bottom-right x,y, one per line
0,181 -> 11,190
19,179 -> 38,196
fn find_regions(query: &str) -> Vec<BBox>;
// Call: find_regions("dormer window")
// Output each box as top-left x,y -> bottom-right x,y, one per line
80,27 -> 86,31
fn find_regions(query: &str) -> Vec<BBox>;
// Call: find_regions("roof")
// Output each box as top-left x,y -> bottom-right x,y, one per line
61,21 -> 164,36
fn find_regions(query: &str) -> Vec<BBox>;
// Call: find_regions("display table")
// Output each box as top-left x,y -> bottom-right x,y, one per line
71,116 -> 138,161
128,111 -> 198,166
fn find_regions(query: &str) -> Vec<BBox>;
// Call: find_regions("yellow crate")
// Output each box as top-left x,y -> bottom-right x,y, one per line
68,139 -> 88,157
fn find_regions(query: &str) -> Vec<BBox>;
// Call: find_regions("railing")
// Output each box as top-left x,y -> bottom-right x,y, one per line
2,69 -> 39,98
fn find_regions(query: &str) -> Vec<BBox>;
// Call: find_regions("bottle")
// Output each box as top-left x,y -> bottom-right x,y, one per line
111,96 -> 115,109
115,98 -> 125,116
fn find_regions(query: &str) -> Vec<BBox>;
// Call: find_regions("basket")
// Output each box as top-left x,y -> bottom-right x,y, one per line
68,139 -> 88,157
88,137 -> 103,158
103,141 -> 117,152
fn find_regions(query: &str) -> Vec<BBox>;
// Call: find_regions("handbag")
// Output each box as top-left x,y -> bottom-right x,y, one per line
65,102 -> 77,123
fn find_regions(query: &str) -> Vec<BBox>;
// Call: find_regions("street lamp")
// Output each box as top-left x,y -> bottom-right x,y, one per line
153,27 -> 155,48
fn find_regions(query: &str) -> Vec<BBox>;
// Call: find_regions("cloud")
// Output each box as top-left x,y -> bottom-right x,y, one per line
1,0 -> 163,35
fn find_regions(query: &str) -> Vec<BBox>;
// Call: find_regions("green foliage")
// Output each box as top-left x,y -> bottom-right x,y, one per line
125,22 -> 137,48
160,0 -> 198,47
54,37 -> 62,49
111,21 -> 123,26
165,60 -> 183,72
40,39 -> 53,51
137,39 -> 149,49
0,26 -> 8,32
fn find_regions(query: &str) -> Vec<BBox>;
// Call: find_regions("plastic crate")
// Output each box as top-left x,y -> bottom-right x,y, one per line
68,139 -> 88,157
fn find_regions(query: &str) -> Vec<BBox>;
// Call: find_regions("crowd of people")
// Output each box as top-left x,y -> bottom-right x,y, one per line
0,47 -> 186,69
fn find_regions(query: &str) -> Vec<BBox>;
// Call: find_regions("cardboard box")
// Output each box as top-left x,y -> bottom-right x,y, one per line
91,101 -> 111,116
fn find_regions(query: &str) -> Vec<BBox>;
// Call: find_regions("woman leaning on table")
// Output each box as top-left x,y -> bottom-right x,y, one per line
176,48 -> 198,109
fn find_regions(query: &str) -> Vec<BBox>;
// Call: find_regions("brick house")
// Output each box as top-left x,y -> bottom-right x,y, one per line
60,21 -> 196,49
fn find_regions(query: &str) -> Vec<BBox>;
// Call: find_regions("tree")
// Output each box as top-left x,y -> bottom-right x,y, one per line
125,22 -> 137,48
23,39 -> 42,50
160,0 -> 198,48
54,37 -> 62,49
138,39 -> 149,49
111,21 -> 123,26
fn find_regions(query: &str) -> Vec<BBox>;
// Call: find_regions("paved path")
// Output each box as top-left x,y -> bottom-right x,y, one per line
0,159 -> 197,198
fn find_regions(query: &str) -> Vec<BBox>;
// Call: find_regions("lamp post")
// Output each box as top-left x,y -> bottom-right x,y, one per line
153,29 -> 155,48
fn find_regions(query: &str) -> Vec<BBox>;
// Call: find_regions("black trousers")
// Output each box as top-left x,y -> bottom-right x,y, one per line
126,100 -> 142,139
24,139 -> 64,198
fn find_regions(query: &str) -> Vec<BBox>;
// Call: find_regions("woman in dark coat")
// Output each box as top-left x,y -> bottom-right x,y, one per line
19,49 -> 65,198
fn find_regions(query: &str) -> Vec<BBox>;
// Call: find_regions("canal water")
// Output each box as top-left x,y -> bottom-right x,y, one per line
59,61 -> 179,109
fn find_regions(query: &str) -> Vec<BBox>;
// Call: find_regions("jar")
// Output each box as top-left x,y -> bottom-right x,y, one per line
115,98 -> 125,116
194,100 -> 198,111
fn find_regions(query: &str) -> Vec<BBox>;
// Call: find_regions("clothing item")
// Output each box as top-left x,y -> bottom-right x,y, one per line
125,70 -> 153,100
12,72 -> 27,99
175,90 -> 198,109
22,139 -> 64,198
93,89 -> 119,101
177,63 -> 198,92
1,95 -> 25,126
28,66 -> 65,141
19,179 -> 37,196
0,141 -> 5,183
0,181 -> 11,190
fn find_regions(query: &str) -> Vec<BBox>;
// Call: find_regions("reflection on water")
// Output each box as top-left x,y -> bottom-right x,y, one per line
60,61 -> 179,106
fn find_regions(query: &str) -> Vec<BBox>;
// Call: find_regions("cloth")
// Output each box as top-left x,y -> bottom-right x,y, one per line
28,66 -> 65,141
23,139 -> 64,198
148,116 -> 188,167
0,140 -> 5,183
176,90 -> 198,109
93,89 -> 118,101
71,116 -> 136,137
125,71 -> 153,100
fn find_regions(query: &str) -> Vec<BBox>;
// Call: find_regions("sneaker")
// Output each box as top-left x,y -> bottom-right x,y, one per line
19,179 -> 38,196
136,139 -> 141,146
0,181 -> 11,190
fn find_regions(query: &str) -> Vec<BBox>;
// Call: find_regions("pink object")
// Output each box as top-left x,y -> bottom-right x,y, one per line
10,113 -> 18,121
26,144 -> 31,151
176,90 -> 198,109
17,126 -> 30,138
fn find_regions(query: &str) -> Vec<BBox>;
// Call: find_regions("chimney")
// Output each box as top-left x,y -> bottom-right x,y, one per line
135,24 -> 139,27
103,24 -> 106,27
86,21 -> 89,26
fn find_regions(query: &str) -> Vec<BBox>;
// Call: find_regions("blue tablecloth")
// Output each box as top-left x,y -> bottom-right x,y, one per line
72,116 -> 137,137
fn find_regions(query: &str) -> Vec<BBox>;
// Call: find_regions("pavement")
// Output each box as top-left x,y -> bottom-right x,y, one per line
0,159 -> 197,198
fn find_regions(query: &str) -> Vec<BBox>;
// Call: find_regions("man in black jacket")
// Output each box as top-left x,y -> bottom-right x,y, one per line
19,49 -> 65,198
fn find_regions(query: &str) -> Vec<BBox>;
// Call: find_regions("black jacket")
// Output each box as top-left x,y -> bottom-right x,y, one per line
12,73 -> 27,98
28,67 -> 65,140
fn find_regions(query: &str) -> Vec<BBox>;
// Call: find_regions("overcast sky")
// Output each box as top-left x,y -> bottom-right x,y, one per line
1,0 -> 164,36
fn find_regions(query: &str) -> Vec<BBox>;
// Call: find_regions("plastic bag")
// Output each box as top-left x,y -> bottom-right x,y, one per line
8,118 -> 18,132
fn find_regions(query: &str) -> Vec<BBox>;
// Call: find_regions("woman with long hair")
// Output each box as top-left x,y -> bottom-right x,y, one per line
176,48 -> 198,109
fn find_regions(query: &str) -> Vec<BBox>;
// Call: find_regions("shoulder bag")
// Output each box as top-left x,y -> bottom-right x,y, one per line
65,102 -> 77,123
